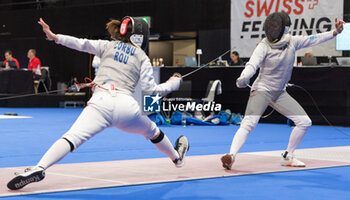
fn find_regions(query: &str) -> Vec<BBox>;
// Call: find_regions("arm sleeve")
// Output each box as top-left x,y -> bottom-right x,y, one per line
15,59 -> 20,69
139,55 -> 182,96
34,59 -> 41,70
240,43 -> 268,79
56,34 -> 109,57
293,31 -> 334,50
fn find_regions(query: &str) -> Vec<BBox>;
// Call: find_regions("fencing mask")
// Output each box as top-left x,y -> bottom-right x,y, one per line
120,16 -> 150,50
264,12 -> 291,43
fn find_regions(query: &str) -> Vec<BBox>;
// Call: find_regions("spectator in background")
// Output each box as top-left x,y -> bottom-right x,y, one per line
4,50 -> 20,69
27,49 -> 42,78
304,52 -> 313,58
301,51 -> 317,66
229,51 -> 243,66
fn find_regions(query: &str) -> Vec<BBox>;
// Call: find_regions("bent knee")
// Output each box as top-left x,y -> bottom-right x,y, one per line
144,124 -> 159,140
240,116 -> 260,132
117,120 -> 159,140
294,116 -> 312,127
62,129 -> 96,150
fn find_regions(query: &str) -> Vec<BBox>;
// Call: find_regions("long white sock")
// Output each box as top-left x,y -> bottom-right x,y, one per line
286,126 -> 309,154
152,134 -> 179,161
35,139 -> 71,169
229,127 -> 250,156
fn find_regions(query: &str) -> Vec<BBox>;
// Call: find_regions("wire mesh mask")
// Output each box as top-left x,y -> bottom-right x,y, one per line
264,12 -> 287,43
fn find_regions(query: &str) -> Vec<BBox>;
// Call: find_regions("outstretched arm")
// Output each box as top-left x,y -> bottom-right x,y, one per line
294,18 -> 345,50
140,55 -> 182,96
38,18 -> 58,41
38,18 -> 108,57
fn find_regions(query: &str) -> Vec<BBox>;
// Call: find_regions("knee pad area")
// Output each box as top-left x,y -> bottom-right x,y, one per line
151,130 -> 164,144
62,137 -> 75,152
61,131 -> 90,150
292,116 -> 312,127
240,116 -> 259,132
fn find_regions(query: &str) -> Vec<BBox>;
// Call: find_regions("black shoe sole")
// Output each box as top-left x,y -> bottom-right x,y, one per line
7,170 -> 45,190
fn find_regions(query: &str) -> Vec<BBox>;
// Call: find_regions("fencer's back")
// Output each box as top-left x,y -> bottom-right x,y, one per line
94,40 -> 145,95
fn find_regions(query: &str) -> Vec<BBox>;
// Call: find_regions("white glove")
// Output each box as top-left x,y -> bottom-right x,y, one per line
236,76 -> 250,88
172,72 -> 182,79
167,73 -> 183,91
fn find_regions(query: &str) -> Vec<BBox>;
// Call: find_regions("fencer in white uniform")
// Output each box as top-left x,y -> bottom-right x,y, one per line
7,17 -> 190,190
221,12 -> 345,169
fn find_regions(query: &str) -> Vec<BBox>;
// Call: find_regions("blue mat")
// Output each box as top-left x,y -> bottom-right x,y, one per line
1,108 -> 350,199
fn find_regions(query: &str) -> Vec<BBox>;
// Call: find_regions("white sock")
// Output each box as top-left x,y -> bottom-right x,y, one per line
286,126 -> 309,154
152,134 -> 179,161
229,127 -> 250,156
35,139 -> 72,169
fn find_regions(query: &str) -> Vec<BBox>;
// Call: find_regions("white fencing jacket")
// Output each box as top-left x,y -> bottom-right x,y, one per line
240,31 -> 335,91
56,34 -> 181,96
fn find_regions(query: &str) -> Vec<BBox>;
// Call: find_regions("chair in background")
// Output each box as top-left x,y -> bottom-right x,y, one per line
34,66 -> 51,94
202,80 -> 222,102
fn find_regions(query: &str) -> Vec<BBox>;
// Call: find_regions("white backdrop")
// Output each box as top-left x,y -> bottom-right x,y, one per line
231,0 -> 343,57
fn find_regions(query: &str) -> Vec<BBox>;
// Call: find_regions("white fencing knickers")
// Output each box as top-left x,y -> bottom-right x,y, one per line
62,86 -> 159,150
230,89 -> 312,155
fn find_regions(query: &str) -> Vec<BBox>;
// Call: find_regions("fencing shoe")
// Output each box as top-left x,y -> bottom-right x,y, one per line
7,166 -> 45,190
221,154 -> 235,170
173,135 -> 189,168
280,151 -> 306,167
